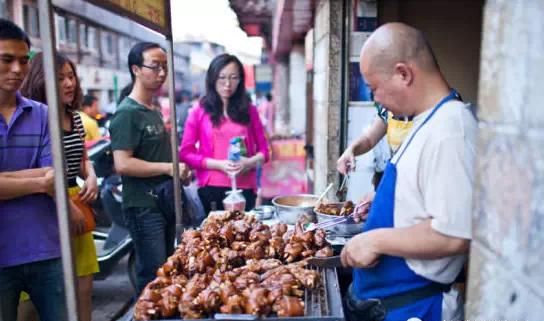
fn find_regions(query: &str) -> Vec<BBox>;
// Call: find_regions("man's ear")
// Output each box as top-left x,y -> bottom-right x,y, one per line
394,63 -> 413,86
131,64 -> 140,78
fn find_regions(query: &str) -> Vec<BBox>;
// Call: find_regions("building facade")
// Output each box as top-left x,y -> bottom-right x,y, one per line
2,0 -> 191,111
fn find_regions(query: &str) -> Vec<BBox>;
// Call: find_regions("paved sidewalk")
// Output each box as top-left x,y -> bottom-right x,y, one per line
92,256 -> 134,321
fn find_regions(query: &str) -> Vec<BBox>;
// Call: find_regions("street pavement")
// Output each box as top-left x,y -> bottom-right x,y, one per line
92,256 -> 134,321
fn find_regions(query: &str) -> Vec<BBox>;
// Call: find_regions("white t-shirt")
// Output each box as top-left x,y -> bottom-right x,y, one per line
390,100 -> 477,320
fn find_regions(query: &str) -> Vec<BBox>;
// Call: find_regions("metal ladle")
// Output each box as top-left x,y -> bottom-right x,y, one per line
315,183 -> 334,206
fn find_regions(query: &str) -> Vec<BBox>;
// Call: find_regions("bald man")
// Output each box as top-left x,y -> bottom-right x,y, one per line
340,23 -> 476,321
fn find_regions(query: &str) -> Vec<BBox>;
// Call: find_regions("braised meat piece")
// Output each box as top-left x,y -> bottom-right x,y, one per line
340,200 -> 354,216
147,276 -> 171,290
315,200 -> 355,216
134,299 -> 160,321
267,236 -> 284,258
315,245 -> 334,257
171,274 -> 188,287
288,266 -> 319,289
233,271 -> 260,291
232,219 -> 251,241
275,296 -> 305,317
284,242 -> 304,263
219,223 -> 235,245
219,294 -> 245,314
270,223 -> 288,237
159,284 -> 183,317
202,222 -> 222,243
242,287 -> 271,316
219,282 -> 238,304
249,225 -> 272,243
314,229 -> 327,248
244,241 -> 266,260
230,241 -> 248,251
198,285 -> 222,313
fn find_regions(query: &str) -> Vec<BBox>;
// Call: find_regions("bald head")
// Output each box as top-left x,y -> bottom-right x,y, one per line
361,22 -> 438,75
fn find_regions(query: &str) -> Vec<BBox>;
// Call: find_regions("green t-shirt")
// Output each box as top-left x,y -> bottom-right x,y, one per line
109,97 -> 172,209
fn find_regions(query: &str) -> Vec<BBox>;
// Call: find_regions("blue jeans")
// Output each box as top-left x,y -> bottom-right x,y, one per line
0,258 -> 67,321
125,206 -> 175,293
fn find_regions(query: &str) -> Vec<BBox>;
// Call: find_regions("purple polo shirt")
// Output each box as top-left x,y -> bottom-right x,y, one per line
0,92 -> 60,268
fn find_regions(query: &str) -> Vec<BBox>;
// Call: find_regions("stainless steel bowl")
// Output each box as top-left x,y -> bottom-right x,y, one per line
314,202 -> 364,236
271,194 -> 319,225
252,205 -> 276,220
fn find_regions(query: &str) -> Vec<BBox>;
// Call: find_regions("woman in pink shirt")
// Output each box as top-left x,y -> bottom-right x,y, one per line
180,54 -> 269,214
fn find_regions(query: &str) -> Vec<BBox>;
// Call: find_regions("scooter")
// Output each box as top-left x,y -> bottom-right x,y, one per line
87,138 -> 137,291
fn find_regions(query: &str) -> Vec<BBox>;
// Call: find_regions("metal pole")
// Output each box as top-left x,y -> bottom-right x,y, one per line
37,0 -> 79,319
165,36 -> 183,242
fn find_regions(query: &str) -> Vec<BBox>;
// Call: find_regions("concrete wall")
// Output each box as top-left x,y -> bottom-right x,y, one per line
466,1 -> 544,319
289,44 -> 307,136
273,60 -> 290,135
312,0 -> 343,195
379,0 -> 484,103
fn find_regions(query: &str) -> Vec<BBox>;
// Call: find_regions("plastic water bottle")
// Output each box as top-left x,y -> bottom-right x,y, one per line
228,137 -> 241,162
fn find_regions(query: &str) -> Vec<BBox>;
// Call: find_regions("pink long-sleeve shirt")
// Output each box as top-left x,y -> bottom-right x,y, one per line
179,103 -> 270,190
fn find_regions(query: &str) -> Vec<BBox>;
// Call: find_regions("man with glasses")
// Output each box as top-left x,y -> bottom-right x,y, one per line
109,42 -> 190,293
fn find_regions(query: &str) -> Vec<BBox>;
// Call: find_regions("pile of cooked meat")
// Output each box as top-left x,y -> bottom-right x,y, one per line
134,210 -> 334,320
314,200 -> 354,216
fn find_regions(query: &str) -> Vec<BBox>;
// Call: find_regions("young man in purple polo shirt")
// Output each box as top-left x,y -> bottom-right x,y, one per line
0,19 -> 66,321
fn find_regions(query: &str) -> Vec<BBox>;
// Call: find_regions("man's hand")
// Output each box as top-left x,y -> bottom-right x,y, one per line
353,191 -> 375,222
337,147 -> 355,175
69,201 -> 86,236
166,163 -> 193,184
340,231 -> 381,268
43,168 -> 55,197
79,174 -> 98,203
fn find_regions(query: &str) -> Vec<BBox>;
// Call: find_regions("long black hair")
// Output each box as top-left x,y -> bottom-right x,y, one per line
202,54 -> 249,126
119,41 -> 164,103
20,52 -> 83,112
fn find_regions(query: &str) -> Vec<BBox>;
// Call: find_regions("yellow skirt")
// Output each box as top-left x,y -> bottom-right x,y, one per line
20,187 -> 100,302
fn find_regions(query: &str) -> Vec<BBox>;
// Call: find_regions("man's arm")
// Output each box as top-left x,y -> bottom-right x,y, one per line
341,220 -> 469,268
372,220 -> 469,259
350,117 -> 387,156
113,149 -> 171,178
0,170 -> 53,200
337,117 -> 387,174
0,167 -> 49,178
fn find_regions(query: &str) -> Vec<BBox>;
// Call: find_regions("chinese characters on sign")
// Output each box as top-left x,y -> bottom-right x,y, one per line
87,0 -> 168,34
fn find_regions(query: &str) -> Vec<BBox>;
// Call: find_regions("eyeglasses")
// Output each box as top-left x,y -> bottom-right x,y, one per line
217,75 -> 241,84
140,64 -> 168,73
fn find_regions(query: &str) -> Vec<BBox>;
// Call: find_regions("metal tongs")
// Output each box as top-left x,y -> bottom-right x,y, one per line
336,165 -> 352,202
305,201 -> 369,232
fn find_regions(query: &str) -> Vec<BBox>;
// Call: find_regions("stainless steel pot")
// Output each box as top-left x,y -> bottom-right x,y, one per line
271,194 -> 319,225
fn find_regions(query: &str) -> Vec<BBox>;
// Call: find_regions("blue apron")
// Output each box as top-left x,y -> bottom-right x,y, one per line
351,90 -> 459,321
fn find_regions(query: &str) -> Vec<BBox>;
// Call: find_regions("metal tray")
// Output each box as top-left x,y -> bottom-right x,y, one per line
131,267 -> 344,321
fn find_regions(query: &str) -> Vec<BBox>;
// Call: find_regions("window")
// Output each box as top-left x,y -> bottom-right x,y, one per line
23,4 -> 39,38
79,23 -> 87,48
118,36 -> 130,65
88,26 -> 97,51
67,19 -> 77,45
0,0 -> 8,19
55,14 -> 66,43
101,31 -> 114,57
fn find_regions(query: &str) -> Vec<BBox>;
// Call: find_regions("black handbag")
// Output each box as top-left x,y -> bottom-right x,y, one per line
149,179 -> 205,228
